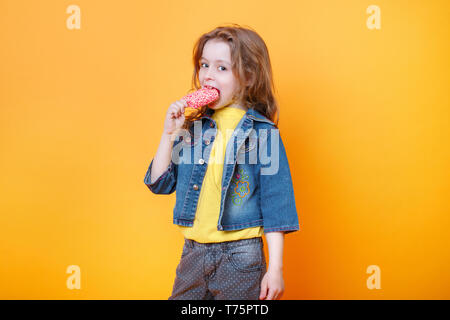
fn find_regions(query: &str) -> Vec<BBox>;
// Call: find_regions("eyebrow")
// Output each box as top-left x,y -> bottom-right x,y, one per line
200,57 -> 231,65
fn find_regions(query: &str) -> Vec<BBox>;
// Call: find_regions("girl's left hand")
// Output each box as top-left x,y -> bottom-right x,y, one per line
259,269 -> 285,300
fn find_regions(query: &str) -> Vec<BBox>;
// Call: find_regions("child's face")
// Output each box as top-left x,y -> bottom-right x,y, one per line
199,39 -> 244,110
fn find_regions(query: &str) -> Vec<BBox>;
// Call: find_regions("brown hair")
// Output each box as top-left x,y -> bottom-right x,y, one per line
182,23 -> 280,130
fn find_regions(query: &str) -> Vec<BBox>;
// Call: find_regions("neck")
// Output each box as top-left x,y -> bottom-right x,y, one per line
224,101 -> 248,111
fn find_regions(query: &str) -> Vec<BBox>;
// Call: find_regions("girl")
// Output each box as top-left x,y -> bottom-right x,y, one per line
144,24 -> 300,300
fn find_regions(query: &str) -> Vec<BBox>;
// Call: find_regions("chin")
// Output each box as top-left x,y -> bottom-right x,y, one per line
208,100 -> 223,109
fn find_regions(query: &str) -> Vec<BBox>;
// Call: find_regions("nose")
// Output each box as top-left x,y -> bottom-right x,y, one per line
204,66 -> 215,81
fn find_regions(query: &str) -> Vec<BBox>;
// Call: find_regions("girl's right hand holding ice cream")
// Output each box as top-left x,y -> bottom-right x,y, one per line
163,99 -> 188,136
152,99 -> 187,184
163,86 -> 219,136
152,86 -> 219,183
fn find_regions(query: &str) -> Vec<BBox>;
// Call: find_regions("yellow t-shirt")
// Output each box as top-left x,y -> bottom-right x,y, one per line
179,106 -> 264,243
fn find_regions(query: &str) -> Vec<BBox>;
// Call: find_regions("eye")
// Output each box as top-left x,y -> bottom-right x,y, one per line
200,62 -> 227,71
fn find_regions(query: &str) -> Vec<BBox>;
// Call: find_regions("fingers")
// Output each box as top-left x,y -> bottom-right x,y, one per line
168,100 -> 187,119
259,278 -> 268,300
266,288 -> 275,300
258,271 -> 285,300
265,288 -> 283,300
260,285 -> 284,300
178,99 -> 186,115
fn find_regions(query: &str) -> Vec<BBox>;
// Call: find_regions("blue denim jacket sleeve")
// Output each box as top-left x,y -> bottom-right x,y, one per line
143,140 -> 178,194
259,129 -> 300,234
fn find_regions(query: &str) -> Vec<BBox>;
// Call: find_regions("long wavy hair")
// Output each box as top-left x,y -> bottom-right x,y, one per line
182,24 -> 280,130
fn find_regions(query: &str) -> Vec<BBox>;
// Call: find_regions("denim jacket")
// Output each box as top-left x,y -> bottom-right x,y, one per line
144,107 -> 300,234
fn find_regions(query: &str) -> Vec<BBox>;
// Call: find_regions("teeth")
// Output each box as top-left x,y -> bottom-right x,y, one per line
202,85 -> 220,95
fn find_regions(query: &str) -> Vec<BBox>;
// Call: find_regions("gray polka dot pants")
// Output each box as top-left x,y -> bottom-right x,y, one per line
168,237 -> 267,300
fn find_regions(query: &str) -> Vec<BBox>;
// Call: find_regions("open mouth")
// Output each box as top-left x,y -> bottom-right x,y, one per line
203,85 -> 220,95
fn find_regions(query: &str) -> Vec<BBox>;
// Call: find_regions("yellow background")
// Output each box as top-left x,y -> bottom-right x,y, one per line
0,0 -> 449,299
